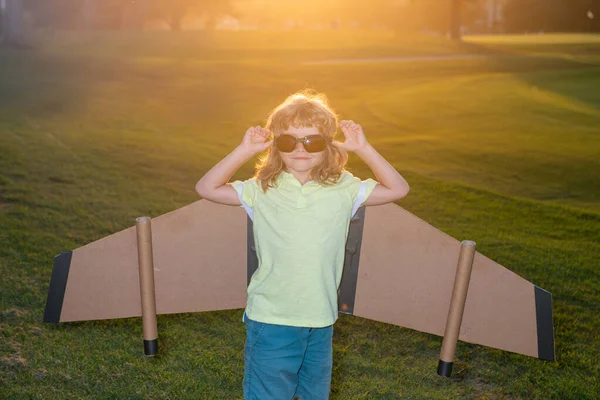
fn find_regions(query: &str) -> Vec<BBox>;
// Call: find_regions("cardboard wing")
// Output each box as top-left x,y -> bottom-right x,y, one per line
44,200 -> 554,361
44,200 -> 248,323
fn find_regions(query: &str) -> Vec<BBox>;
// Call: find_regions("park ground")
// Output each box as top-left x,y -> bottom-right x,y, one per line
1,31 -> 599,399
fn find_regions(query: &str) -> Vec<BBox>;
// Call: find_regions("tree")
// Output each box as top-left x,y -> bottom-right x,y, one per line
2,0 -> 25,44
14,0 -> 235,32
24,0 -> 84,30
502,0 -> 600,33
387,0 -> 486,38
0,5 -> 4,40
80,0 -> 95,29
451,0 -> 461,39
146,0 -> 235,31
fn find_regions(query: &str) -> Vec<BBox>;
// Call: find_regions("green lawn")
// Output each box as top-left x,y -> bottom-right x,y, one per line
1,32 -> 599,399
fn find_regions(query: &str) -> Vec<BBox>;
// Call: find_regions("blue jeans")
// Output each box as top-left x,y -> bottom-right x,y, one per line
243,317 -> 333,400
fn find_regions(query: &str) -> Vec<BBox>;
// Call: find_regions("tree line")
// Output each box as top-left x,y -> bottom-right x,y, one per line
503,0 -> 598,33
1,0 -> 598,45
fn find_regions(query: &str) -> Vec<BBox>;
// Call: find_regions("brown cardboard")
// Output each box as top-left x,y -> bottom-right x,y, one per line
354,204 -> 538,358
49,200 -> 547,360
59,200 -> 247,322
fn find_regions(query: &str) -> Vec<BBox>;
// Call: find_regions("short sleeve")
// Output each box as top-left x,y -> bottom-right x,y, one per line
229,178 -> 259,220
343,172 -> 378,217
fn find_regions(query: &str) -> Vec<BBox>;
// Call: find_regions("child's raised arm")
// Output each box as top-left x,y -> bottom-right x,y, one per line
195,126 -> 272,206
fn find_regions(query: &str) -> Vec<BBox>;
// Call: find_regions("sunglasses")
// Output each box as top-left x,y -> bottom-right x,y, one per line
275,134 -> 330,153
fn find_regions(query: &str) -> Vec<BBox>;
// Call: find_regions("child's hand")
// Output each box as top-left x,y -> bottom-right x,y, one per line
241,126 -> 273,155
333,120 -> 369,153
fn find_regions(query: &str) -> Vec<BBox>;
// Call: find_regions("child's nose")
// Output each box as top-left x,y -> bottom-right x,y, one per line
295,142 -> 306,152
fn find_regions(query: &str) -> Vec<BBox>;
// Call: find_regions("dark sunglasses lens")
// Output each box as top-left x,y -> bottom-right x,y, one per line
304,136 -> 327,153
276,135 -> 296,152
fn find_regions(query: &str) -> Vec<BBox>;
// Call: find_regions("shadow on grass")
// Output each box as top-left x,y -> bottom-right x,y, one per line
463,39 -> 600,110
0,47 -> 123,118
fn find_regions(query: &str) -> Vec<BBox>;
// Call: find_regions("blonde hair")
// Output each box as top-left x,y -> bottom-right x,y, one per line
255,90 -> 348,192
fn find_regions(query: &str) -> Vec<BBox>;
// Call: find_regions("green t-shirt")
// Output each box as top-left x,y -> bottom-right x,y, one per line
230,170 -> 377,327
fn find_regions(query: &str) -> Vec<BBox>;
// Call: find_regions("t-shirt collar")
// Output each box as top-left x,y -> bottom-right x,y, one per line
279,170 -> 315,187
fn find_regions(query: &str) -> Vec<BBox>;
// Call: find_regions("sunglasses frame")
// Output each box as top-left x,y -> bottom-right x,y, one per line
275,134 -> 330,153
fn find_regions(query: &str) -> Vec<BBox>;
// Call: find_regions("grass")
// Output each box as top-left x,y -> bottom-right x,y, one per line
1,31 -> 599,399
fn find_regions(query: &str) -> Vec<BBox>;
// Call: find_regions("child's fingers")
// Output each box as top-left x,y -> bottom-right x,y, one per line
331,140 -> 345,148
257,129 -> 268,139
340,125 -> 352,138
251,130 -> 270,144
252,127 -> 267,138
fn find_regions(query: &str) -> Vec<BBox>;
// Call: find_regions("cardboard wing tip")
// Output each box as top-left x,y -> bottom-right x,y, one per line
43,251 -> 73,323
534,285 -> 555,361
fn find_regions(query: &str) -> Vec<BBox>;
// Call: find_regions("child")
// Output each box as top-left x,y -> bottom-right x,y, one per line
195,90 -> 409,400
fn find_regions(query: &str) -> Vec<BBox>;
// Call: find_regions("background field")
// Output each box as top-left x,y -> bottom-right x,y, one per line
1,31 -> 599,399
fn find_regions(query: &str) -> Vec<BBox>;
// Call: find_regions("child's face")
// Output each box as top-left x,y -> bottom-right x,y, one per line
278,126 -> 325,177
